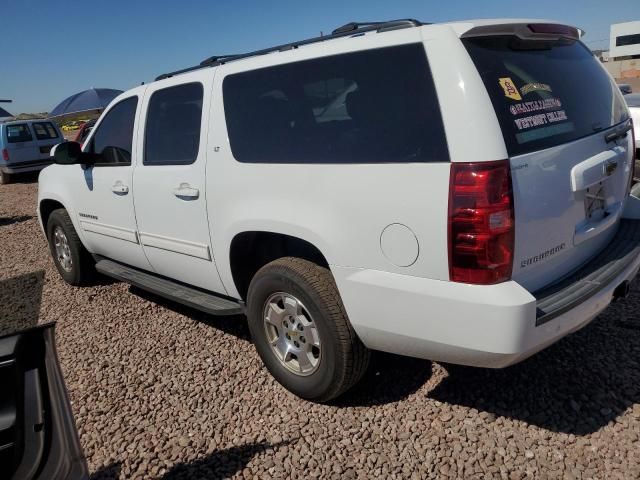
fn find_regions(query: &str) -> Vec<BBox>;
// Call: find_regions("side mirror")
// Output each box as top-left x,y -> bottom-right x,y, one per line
51,142 -> 94,166
51,142 -> 82,165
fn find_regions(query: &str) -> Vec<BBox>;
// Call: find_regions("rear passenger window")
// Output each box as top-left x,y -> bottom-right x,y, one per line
144,83 -> 203,165
6,124 -> 32,143
223,44 -> 449,164
90,96 -> 138,165
32,122 -> 59,140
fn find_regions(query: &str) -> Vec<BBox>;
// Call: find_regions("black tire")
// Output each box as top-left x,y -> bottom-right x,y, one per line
46,208 -> 95,286
0,170 -> 12,185
247,257 -> 370,402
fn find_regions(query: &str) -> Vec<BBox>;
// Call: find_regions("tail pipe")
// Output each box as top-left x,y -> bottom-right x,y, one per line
613,280 -> 631,301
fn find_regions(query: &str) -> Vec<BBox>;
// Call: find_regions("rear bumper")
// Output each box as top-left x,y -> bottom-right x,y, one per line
332,219 -> 640,368
1,159 -> 53,174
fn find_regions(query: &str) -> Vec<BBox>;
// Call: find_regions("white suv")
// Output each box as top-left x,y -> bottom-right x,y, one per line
38,19 -> 640,401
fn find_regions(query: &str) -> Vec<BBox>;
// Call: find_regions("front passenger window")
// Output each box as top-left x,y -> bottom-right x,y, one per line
90,97 -> 138,165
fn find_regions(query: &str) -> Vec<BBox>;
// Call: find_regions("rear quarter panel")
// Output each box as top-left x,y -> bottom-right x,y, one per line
422,25 -> 508,164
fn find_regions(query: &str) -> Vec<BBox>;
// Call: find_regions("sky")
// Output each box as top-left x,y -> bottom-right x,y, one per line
1,0 -> 638,114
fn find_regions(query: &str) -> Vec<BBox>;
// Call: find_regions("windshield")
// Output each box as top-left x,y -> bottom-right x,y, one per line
463,36 -> 629,156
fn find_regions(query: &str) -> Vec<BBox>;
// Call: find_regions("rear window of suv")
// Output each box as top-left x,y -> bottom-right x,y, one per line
32,122 -> 59,140
5,124 -> 33,143
223,44 -> 449,164
463,36 -> 629,157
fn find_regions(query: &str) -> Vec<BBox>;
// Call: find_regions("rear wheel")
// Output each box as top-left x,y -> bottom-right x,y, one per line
0,170 -> 13,185
247,257 -> 369,402
46,209 -> 95,286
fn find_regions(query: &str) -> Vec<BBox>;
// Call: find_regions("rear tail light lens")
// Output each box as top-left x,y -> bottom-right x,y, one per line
2,148 -> 8,161
448,160 -> 515,284
630,123 -> 636,193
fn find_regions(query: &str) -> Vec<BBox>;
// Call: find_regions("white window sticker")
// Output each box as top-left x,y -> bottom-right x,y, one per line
513,110 -> 569,131
514,114 -> 549,130
546,110 -> 568,123
510,98 -> 562,116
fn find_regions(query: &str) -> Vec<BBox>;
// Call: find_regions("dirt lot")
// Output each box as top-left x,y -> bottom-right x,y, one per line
1,179 -> 640,479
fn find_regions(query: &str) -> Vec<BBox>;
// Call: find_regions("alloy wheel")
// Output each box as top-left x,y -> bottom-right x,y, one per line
262,292 -> 321,376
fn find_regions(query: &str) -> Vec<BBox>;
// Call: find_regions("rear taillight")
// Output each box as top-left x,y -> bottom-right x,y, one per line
2,148 -> 8,161
448,160 -> 515,285
630,123 -> 636,193
527,23 -> 580,39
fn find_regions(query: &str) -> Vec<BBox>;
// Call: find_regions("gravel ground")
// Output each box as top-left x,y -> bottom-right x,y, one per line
1,179 -> 640,479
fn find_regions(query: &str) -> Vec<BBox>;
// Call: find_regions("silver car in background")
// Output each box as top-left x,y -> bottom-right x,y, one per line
619,84 -> 632,95
0,119 -> 63,184
625,93 -> 640,183
625,94 -> 640,153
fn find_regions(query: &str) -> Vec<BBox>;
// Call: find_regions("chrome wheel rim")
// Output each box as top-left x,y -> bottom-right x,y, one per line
263,292 -> 321,376
53,226 -> 73,272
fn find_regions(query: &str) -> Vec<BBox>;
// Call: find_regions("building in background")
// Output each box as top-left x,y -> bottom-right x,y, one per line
610,21 -> 640,61
602,21 -> 640,92
593,49 -> 610,62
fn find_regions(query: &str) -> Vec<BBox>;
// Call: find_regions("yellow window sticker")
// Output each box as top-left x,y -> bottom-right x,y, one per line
499,77 -> 522,101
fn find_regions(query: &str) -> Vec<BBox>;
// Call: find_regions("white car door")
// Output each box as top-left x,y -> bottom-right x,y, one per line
132,73 -> 226,294
73,93 -> 152,271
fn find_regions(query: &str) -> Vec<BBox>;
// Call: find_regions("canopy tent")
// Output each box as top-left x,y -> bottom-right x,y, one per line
48,88 -> 122,121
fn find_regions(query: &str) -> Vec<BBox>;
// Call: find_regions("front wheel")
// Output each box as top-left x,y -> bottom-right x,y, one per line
46,209 -> 95,286
247,257 -> 370,402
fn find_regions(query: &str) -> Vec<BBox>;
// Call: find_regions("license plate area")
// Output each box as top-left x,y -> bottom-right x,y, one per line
584,182 -> 606,222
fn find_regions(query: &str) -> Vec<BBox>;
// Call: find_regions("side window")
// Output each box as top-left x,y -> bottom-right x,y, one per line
144,83 -> 203,165
90,96 -> 138,166
32,122 -> 59,140
5,124 -> 33,143
222,44 -> 449,164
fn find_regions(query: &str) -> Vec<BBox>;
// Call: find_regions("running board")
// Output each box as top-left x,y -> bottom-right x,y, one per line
95,259 -> 244,316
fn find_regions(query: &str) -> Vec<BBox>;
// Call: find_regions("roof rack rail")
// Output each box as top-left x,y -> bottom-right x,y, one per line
199,54 -> 242,66
155,19 -> 424,81
332,19 -> 421,35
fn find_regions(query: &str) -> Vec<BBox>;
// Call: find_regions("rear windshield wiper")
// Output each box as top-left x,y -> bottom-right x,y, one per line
604,120 -> 632,143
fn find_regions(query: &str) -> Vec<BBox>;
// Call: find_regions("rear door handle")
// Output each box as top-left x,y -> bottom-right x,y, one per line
111,182 -> 129,194
173,183 -> 199,199
570,146 -> 625,192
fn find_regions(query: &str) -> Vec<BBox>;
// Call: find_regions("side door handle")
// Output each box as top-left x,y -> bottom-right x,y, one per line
173,183 -> 199,199
111,181 -> 129,194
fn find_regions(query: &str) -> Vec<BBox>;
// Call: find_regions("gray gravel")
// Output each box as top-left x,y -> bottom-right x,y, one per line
2,179 -> 640,479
